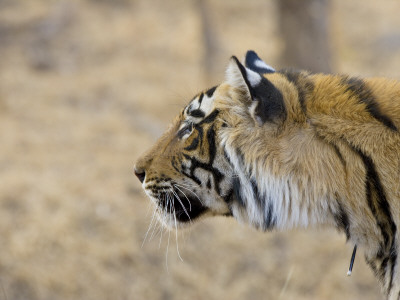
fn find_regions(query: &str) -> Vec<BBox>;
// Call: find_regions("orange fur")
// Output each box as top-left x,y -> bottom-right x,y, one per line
135,53 -> 400,299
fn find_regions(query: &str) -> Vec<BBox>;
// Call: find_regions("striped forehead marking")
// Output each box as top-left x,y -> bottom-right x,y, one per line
185,86 -> 218,122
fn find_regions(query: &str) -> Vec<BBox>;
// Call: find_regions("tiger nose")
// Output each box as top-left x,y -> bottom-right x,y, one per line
134,166 -> 146,183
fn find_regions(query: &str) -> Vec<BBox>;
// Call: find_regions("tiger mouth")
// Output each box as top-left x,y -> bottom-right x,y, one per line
157,188 -> 207,223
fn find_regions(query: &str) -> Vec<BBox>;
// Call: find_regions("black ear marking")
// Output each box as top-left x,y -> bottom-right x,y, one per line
245,50 -> 275,74
252,77 -> 286,124
227,55 -> 286,125
206,85 -> 218,97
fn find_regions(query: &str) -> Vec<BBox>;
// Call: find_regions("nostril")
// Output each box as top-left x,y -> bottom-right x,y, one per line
134,168 -> 146,183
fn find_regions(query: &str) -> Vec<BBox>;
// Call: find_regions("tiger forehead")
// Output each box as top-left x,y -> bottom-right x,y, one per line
184,86 -> 218,121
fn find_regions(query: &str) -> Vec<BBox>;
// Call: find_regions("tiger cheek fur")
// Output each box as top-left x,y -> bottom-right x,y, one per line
135,50 -> 400,299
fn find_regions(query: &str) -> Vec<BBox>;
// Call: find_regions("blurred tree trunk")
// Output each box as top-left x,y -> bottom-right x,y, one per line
196,0 -> 220,85
277,0 -> 332,73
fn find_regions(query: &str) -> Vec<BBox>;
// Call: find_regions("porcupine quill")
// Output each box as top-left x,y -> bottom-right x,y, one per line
347,245 -> 357,276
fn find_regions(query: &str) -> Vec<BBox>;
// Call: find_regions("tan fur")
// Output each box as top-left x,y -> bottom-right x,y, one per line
135,56 -> 400,299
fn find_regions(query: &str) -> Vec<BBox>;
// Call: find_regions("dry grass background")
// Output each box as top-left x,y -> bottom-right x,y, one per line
1,0 -> 400,299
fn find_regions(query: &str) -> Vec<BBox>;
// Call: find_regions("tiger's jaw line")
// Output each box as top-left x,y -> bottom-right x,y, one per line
142,176 -> 233,228
142,181 -> 205,225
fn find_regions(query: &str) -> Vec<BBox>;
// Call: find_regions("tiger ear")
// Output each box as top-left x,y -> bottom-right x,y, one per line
244,50 -> 275,74
225,56 -> 262,103
225,56 -> 286,125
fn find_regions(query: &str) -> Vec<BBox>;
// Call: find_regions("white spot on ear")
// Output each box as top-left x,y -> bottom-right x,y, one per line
245,68 -> 262,86
225,58 -> 262,94
254,59 -> 275,72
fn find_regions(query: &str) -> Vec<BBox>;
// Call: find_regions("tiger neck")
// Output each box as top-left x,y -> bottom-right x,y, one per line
223,145 -> 336,231
231,171 -> 335,231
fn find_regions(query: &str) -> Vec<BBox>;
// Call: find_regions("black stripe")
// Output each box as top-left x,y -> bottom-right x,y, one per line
314,132 -> 347,170
181,124 -> 224,195
206,86 -> 218,97
207,125 -> 224,195
184,136 -> 199,151
280,71 -> 301,89
357,148 -> 396,244
341,77 -> 397,131
171,156 -> 179,172
233,177 -> 245,207
223,149 -> 230,162
225,148 -> 247,208
223,149 -> 244,207
206,178 -> 211,189
197,93 -> 204,105
196,125 -> 204,148
340,138 -> 398,292
250,178 -> 259,197
358,148 -> 394,237
180,167 -> 201,185
188,109 -> 205,118
366,257 -> 379,277
389,251 -> 397,296
264,201 -> 276,230
287,184 -> 292,217
199,109 -> 219,124
251,178 -> 265,212
223,188 -> 234,206
280,70 -> 313,114
206,125 -> 217,163
235,148 -> 245,166
331,144 -> 347,170
250,177 -> 275,230
333,195 -> 350,240
180,155 -> 202,186
354,147 -> 397,292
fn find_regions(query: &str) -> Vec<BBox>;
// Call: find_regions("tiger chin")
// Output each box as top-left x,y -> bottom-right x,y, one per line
135,50 -> 400,299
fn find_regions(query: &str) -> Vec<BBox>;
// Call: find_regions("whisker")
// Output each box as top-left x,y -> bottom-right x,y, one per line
174,184 -> 202,204
158,194 -> 169,249
142,204 -> 158,247
173,185 -> 192,211
165,208 -> 172,273
173,202 -> 184,262
150,191 -> 168,242
158,223 -> 165,249
171,189 -> 191,221
148,206 -> 162,242
144,201 -> 154,217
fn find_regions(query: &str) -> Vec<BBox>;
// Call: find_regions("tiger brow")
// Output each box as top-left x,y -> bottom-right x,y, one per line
188,109 -> 205,118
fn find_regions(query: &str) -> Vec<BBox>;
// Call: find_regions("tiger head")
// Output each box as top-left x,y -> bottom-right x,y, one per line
134,50 -> 287,229
134,85 -> 235,227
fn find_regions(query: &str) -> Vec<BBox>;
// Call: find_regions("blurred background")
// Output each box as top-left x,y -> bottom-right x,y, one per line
1,0 -> 400,299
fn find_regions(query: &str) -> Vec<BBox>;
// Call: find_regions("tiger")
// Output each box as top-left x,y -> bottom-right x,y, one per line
134,50 -> 400,299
